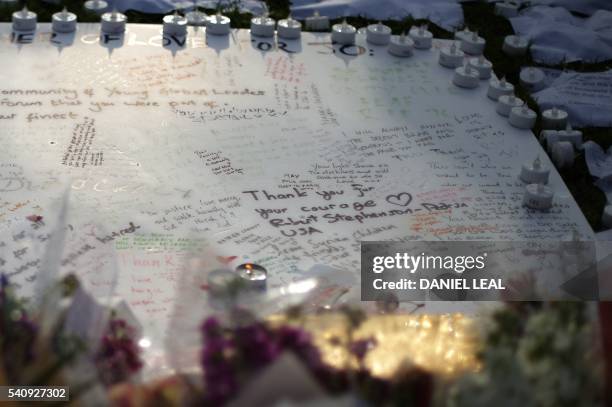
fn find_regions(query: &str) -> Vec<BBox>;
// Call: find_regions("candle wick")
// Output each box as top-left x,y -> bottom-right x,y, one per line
419,25 -> 425,35
552,107 -> 558,117
400,31 -> 406,43
450,42 -> 456,54
509,94 -> 515,103
377,21 -> 383,31
500,77 -> 506,86
21,5 -> 28,17
62,7 -> 68,18
533,156 -> 541,169
472,31 -> 477,41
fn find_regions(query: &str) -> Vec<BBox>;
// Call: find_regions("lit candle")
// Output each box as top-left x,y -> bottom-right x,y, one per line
509,105 -> 537,129
163,11 -> 188,36
602,205 -> 612,229
541,107 -> 568,130
101,9 -> 127,33
519,67 -> 545,92
388,32 -> 414,57
236,263 -> 267,291
52,7 -> 77,33
494,1 -> 519,18
523,183 -> 554,210
84,0 -> 108,14
439,42 -> 465,68
551,141 -> 575,169
502,34 -> 528,56
277,14 -> 301,39
496,94 -> 523,117
366,21 -> 391,46
409,24 -> 433,50
206,12 -> 231,35
487,76 -> 514,100
520,156 -> 549,184
12,6 -> 37,32
251,13 -> 276,38
468,55 -> 492,79
453,63 -> 479,89
331,18 -> 356,45
305,10 -> 329,31
460,30 -> 485,55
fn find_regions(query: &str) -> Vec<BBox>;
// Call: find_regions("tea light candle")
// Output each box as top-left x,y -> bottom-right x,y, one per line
251,14 -> 276,37
409,25 -> 433,50
331,19 -> 356,45
439,42 -> 465,68
277,15 -> 301,39
236,263 -> 267,290
502,35 -> 528,56
496,94 -> 524,117
495,1 -> 519,18
163,11 -> 188,36
551,141 -> 575,168
520,67 -> 546,92
520,156 -> 550,184
461,30 -> 485,55
12,6 -> 37,32
84,0 -> 108,14
366,21 -> 391,45
101,9 -> 127,33
541,107 -> 568,130
509,105 -> 537,129
454,27 -> 471,41
453,63 -> 480,88
206,12 -> 231,35
468,55 -> 492,79
305,10 -> 329,31
186,9 -> 207,26
523,183 -> 554,210
541,130 -> 561,154
388,32 -> 414,57
52,8 -> 77,33
487,76 -> 514,100
558,123 -> 583,149
602,205 -> 612,229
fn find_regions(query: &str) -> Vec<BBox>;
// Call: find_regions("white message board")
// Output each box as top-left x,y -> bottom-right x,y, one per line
0,24 -> 593,371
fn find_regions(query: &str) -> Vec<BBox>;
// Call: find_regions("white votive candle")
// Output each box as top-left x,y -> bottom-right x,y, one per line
388,32 -> 414,57
277,16 -> 301,39
495,1 -> 519,18
523,183 -> 553,210
331,19 -> 356,45
454,27 -> 471,41
520,67 -> 546,92
186,9 -> 207,26
509,105 -> 537,129
251,15 -> 275,37
558,123 -> 583,149
366,21 -> 391,45
461,30 -> 485,55
84,0 -> 108,14
541,107 -> 568,130
453,64 -> 480,88
206,12 -> 231,35
12,6 -> 37,31
502,34 -> 528,56
487,76 -> 514,100
52,7 -> 77,33
305,10 -> 329,31
520,156 -> 550,184
496,94 -> 523,117
439,42 -> 465,68
551,141 -> 575,169
101,9 -> 127,33
163,11 -> 188,36
409,25 -> 433,50
468,55 -> 492,79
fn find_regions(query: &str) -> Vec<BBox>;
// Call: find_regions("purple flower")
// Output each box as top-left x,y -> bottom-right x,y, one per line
350,338 -> 377,361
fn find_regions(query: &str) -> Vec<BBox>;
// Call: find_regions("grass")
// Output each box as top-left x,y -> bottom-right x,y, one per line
0,0 -> 610,229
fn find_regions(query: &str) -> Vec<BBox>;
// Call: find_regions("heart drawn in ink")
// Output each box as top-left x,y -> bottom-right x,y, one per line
386,192 -> 413,207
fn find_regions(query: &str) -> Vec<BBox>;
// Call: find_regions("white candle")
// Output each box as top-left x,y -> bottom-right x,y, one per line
409,25 -> 433,50
388,32 -> 414,57
52,8 -> 77,33
186,9 -> 207,26
453,63 -> 479,88
305,10 -> 329,31
101,9 -> 127,33
495,1 -> 519,18
461,30 -> 485,55
520,156 -> 550,184
519,67 -> 546,92
602,205 -> 612,229
523,183 -> 554,210
236,263 -> 267,291
331,19 -> 356,45
439,42 -> 465,68
163,11 -> 188,36
277,15 -> 301,39
551,141 -> 575,169
366,21 -> 391,45
468,55 -> 492,79
454,27 -> 471,41
558,123 -> 583,149
496,94 -> 523,117
84,0 -> 108,14
509,105 -> 537,129
541,107 -> 568,130
206,12 -> 231,35
251,15 -> 276,37
502,35 -> 528,56
487,76 -> 514,100
12,6 -> 37,32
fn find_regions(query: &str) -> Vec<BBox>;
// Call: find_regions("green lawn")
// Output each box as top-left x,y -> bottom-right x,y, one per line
1,0 -> 611,230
